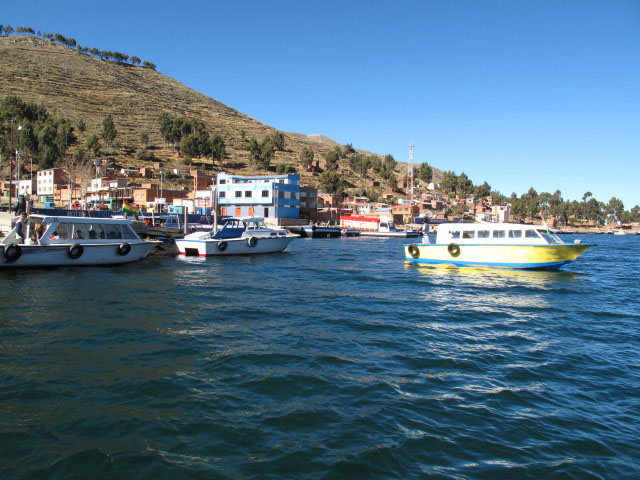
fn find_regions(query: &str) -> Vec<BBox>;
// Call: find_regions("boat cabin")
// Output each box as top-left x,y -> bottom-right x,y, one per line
2,215 -> 141,246
429,223 -> 563,245
211,217 -> 287,240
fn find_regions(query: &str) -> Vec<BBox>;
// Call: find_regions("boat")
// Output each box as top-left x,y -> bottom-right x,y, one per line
288,225 -> 343,238
0,215 -> 160,267
340,214 -> 420,237
404,222 -> 594,270
175,217 -> 297,256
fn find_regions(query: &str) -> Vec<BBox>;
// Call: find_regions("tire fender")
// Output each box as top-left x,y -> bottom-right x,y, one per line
3,244 -> 22,263
118,243 -> 131,256
447,243 -> 461,257
408,244 -> 420,259
68,244 -> 84,259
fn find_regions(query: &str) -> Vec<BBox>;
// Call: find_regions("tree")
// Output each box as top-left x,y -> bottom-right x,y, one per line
370,156 -> 382,173
325,146 -> 341,171
248,136 -> 275,169
143,61 -> 156,70
299,146 -> 314,171
5,26 -> 14,36
319,171 -> 344,194
456,172 -> 473,197
440,171 -> 457,194
269,131 -> 285,151
382,154 -> 396,175
139,132 -> 149,147
348,154 -> 370,176
418,162 -> 433,184
101,115 -> 117,149
276,163 -> 292,174
343,143 -> 355,156
130,56 -> 141,65
85,133 -> 100,155
208,134 -> 225,163
474,181 -> 491,198
606,197 -> 625,223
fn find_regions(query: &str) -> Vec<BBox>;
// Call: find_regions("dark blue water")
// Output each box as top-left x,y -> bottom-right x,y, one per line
1,235 -> 638,479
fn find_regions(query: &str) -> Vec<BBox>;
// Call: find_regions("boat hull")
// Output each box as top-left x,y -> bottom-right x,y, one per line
360,231 -> 420,238
288,226 -> 342,238
176,235 -> 295,256
0,242 -> 159,268
404,243 -> 594,270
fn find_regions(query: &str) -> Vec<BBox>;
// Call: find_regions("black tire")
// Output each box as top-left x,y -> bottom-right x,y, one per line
68,244 -> 84,259
3,244 -> 22,263
408,244 -> 420,259
217,241 -> 228,251
247,237 -> 258,247
118,243 -> 131,256
447,243 -> 461,257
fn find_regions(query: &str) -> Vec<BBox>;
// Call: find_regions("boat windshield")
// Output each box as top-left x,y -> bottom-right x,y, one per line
537,229 -> 562,244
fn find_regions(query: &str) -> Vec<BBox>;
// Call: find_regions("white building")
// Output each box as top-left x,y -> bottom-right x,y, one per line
492,205 -> 511,223
36,168 -> 67,201
17,179 -> 37,196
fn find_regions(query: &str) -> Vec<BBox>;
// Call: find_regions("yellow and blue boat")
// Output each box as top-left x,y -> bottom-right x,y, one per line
405,223 -> 594,270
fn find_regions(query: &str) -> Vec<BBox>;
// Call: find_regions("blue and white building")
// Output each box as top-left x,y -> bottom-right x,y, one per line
216,173 -> 300,219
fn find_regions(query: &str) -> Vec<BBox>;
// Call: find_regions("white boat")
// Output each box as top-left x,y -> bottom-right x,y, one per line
175,217 -> 297,256
405,222 -> 595,270
0,215 -> 160,267
340,214 -> 420,237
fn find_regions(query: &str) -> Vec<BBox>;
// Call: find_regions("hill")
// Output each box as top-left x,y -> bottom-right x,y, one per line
0,35 -> 441,194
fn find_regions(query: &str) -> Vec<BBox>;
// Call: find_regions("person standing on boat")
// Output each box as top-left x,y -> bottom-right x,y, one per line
14,212 -> 29,243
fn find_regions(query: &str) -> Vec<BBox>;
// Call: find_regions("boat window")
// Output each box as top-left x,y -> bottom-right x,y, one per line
103,224 -> 123,239
492,230 -> 506,238
537,229 -> 560,244
87,224 -> 105,239
525,230 -> 539,238
477,230 -> 490,238
122,225 -> 138,239
450,230 -> 460,239
51,223 -> 70,240
462,231 -> 475,239
509,230 -> 522,238
72,224 -> 89,239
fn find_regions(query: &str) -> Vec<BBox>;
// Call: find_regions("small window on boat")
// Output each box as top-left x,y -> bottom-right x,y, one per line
122,225 -> 138,239
477,230 -> 490,238
450,230 -> 460,239
462,231 -> 475,239
103,224 -> 123,239
88,224 -> 106,239
525,230 -> 538,238
509,230 -> 522,238
492,230 -> 506,238
51,223 -> 70,240
72,224 -> 89,239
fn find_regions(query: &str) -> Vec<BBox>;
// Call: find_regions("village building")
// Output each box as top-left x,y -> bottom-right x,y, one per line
216,172 -> 300,219
36,168 -> 67,203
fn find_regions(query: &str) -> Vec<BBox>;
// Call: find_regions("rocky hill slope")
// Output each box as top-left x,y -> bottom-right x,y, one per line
0,35 -> 440,193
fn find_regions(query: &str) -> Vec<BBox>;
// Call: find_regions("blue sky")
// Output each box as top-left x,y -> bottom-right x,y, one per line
4,0 -> 639,207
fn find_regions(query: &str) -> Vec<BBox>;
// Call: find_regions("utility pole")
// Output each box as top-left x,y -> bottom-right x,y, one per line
407,142 -> 415,201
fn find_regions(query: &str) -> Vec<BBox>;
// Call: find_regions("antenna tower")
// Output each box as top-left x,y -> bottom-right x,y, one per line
407,142 -> 415,200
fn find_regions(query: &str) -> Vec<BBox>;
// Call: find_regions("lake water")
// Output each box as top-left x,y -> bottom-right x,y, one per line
1,235 -> 638,479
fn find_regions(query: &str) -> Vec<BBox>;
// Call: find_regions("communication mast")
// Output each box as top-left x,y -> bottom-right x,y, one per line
407,142 -> 415,200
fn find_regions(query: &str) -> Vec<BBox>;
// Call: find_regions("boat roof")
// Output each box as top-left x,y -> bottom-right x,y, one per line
437,222 -> 552,231
225,217 -> 265,223
26,214 -> 133,224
